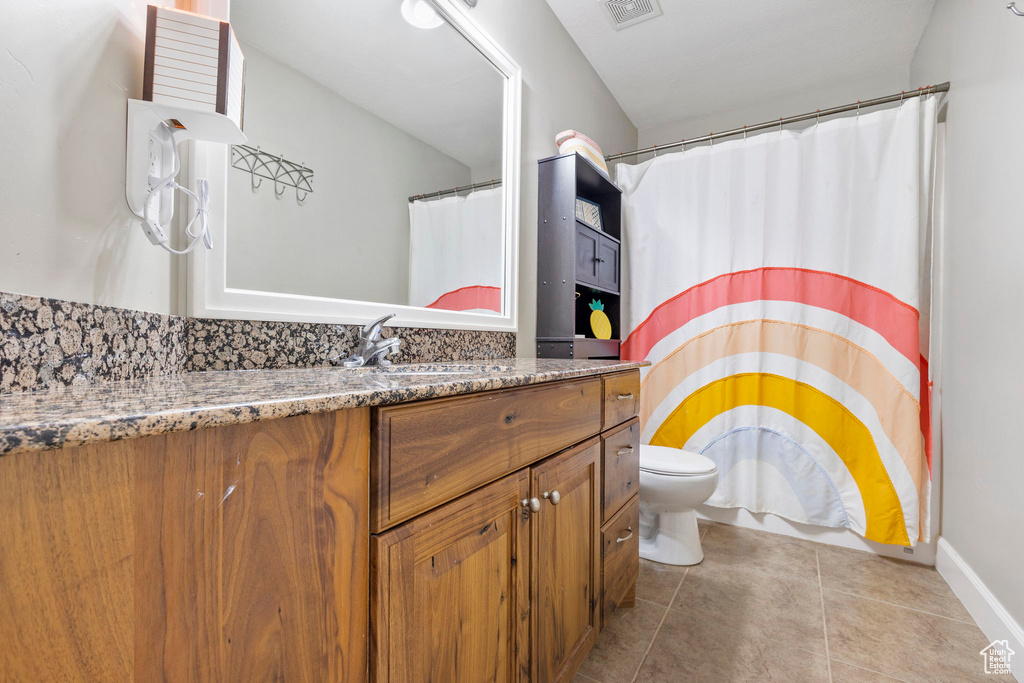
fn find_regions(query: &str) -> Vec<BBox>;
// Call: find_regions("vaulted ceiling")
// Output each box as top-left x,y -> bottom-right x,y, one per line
544,0 -> 936,130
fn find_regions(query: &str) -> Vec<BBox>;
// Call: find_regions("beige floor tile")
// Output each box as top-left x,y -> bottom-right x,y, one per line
673,561 -> 827,654
572,673 -> 600,683
700,524 -> 820,585
634,609 -> 830,682
829,659 -> 909,682
817,545 -> 973,621
578,599 -> 667,682
824,590 -> 1014,682
636,558 -> 687,606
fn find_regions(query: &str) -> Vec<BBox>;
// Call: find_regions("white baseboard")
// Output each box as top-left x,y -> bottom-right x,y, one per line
936,537 -> 1023,682
696,506 -> 936,565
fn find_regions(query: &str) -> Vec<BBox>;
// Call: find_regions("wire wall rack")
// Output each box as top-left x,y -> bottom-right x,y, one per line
230,144 -> 314,204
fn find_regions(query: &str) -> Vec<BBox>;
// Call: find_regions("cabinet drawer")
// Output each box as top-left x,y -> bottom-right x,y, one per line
371,378 -> 602,532
602,370 -> 640,429
601,494 -> 639,623
602,418 -> 640,524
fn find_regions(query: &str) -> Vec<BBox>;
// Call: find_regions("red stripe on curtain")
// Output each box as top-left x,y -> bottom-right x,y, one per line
622,267 -> 921,368
426,285 -> 502,313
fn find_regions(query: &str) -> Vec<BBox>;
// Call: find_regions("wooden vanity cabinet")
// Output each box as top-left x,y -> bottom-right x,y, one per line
371,440 -> 601,683
0,410 -> 370,683
370,471 -> 532,682
600,417 -> 641,624
530,440 -> 601,682
0,368 -> 640,682
370,370 -> 640,682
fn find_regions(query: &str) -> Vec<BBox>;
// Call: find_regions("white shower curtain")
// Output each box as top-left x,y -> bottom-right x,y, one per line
408,186 -> 503,313
618,97 -> 940,545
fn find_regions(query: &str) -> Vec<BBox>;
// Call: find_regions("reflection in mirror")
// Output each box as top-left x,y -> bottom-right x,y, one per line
225,0 -> 506,315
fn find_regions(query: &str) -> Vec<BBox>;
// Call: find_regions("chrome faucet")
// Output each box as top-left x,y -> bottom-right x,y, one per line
341,314 -> 401,367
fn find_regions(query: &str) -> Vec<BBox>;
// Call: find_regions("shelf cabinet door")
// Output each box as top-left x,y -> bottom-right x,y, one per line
575,223 -> 600,287
531,440 -> 601,682
596,235 -> 620,293
372,472 -> 531,683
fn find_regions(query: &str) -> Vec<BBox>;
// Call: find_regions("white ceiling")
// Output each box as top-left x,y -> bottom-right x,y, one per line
544,0 -> 936,130
232,0 -> 504,169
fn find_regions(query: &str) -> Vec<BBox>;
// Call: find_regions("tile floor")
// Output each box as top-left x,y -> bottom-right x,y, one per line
576,522 -> 1013,683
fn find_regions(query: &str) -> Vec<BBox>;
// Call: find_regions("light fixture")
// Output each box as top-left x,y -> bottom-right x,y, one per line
401,0 -> 444,29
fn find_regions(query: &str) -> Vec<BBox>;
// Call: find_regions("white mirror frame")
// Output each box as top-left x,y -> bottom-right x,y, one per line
187,0 -> 521,331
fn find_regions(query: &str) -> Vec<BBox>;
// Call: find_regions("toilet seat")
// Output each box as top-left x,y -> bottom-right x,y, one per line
640,445 -> 717,477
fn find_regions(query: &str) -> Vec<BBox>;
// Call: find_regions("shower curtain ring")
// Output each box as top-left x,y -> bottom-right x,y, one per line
816,109 -> 821,125
743,126 -> 747,140
857,100 -> 861,118
653,144 -> 659,157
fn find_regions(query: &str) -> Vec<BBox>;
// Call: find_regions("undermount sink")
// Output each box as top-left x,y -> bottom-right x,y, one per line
370,365 -> 477,376
376,370 -> 475,376
369,363 -> 515,376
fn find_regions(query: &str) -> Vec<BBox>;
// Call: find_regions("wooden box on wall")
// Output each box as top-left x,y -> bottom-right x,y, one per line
143,5 -> 246,129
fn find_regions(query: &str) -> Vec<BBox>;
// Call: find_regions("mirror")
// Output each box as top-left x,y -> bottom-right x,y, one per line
189,0 -> 521,330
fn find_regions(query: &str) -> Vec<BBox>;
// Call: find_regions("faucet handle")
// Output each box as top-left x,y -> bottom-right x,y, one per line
368,337 -> 401,366
361,313 -> 396,342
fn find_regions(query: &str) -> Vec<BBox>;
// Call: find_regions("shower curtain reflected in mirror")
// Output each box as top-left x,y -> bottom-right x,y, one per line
408,186 -> 503,314
618,96 -> 941,546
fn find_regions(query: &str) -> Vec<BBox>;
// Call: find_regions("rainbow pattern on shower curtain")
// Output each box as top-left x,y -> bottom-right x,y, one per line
618,97 -> 939,546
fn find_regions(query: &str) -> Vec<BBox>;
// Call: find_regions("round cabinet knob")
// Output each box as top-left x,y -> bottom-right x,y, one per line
521,498 -> 541,513
543,490 -> 561,505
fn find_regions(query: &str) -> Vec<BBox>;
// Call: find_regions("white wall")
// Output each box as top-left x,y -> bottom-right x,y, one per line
638,70 -> 911,148
911,0 -> 1024,630
226,46 -> 471,306
0,0 -> 183,315
470,0 -> 638,356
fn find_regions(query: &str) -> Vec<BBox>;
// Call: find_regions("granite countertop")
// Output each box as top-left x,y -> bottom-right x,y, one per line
0,359 -> 647,456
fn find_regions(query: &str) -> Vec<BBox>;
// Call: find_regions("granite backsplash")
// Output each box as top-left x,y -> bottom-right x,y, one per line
1,292 -> 516,394
187,318 -> 516,371
1,292 -> 189,394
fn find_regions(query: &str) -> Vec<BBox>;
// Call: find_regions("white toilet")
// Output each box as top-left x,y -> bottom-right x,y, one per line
638,445 -> 719,566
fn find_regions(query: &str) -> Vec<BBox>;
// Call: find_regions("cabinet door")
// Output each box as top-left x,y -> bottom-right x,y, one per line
531,439 -> 601,682
372,472 -> 530,683
575,223 -> 600,287
596,235 -> 620,293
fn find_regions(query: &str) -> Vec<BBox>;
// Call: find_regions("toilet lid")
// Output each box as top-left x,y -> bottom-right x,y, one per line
640,445 -> 717,476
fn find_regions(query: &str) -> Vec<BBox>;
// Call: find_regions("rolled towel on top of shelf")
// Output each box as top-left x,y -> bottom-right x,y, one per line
555,130 -> 610,178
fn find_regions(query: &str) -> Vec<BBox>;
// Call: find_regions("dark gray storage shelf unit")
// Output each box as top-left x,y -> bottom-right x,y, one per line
536,152 -> 623,360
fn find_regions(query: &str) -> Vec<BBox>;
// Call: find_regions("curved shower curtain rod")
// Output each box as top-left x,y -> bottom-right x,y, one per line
604,82 -> 950,163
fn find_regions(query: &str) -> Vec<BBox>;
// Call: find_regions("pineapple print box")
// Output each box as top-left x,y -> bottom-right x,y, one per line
589,300 -> 612,340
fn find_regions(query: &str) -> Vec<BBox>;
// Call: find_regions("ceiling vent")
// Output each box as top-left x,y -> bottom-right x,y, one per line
604,0 -> 662,30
